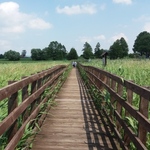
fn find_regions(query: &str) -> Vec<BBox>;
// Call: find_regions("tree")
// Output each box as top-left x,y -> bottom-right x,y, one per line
42,47 -> 49,60
48,41 -> 67,60
31,48 -> 42,60
109,37 -> 129,59
4,50 -> 20,61
133,31 -> 150,57
82,42 -> 93,59
94,42 -> 103,58
21,50 -> 27,58
0,54 -> 4,59
67,48 -> 78,60
120,37 -> 129,57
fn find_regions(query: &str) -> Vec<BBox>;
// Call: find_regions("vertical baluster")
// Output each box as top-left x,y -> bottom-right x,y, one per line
138,96 -> 149,145
7,81 -> 18,142
22,76 -> 29,123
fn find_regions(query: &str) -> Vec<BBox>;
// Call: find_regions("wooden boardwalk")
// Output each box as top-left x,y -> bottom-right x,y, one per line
32,68 -> 120,150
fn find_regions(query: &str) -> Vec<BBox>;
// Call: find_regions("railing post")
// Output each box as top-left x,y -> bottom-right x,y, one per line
30,79 -> 37,113
123,87 -> 133,146
110,79 -> 116,119
138,96 -> 149,145
7,81 -> 18,142
100,74 -> 107,91
22,76 -> 29,123
116,83 -> 123,132
37,72 -> 42,104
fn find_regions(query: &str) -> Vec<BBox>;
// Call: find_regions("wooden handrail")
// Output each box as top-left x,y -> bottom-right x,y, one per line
0,65 -> 67,150
78,63 -> 150,150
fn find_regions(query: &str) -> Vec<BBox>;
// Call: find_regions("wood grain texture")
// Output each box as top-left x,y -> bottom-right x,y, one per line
32,68 -> 120,150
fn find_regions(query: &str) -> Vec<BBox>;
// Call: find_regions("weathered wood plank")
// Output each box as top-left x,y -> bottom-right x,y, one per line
32,68 -> 120,150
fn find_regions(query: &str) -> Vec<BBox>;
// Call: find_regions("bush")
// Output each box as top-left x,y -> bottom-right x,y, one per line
4,50 -> 20,61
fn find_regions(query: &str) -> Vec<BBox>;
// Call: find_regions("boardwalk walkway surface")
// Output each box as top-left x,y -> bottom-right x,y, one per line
32,68 -> 120,150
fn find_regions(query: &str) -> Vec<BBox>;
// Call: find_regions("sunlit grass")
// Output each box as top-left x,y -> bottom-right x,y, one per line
0,60 -> 69,88
82,58 -> 150,87
81,58 -> 150,149
0,60 -> 70,121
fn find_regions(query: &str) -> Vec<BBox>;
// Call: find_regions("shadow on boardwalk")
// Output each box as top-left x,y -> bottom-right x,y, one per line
77,69 -> 120,150
31,68 -> 120,150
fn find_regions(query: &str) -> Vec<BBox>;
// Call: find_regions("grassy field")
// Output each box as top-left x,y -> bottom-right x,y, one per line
0,60 -> 69,88
0,58 -> 150,149
81,58 -> 150,87
0,59 -> 70,120
0,59 -> 71,149
81,58 -> 150,149
1,58 -> 150,88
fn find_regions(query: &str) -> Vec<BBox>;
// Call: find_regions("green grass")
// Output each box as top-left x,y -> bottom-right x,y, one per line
0,60 -> 71,150
82,58 -> 150,87
81,58 -> 150,149
0,60 -> 70,88
0,60 -> 70,123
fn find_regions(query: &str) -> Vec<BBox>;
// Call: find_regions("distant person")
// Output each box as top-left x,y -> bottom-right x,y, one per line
74,61 -> 77,67
72,61 -> 77,67
72,61 -> 75,67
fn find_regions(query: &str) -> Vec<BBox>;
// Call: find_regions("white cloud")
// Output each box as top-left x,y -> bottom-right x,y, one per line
28,18 -> 52,30
133,15 -> 150,32
0,1 -> 52,34
94,35 -> 106,40
0,39 -> 10,46
0,1 -> 19,14
78,34 -> 106,44
112,0 -> 132,5
134,15 -> 150,22
1,25 -> 25,33
0,40 -> 11,52
111,33 -> 128,41
56,4 -> 97,15
144,22 -> 150,32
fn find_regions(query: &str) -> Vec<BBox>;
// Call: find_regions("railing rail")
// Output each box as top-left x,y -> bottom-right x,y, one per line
78,63 -> 150,150
0,65 -> 67,150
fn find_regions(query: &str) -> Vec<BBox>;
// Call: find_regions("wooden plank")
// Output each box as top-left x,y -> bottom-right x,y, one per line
32,68 -> 120,150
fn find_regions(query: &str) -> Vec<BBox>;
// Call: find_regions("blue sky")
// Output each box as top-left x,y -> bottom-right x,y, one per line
0,0 -> 150,56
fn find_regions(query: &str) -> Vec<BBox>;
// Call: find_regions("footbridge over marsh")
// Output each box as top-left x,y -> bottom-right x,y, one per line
0,64 -> 150,150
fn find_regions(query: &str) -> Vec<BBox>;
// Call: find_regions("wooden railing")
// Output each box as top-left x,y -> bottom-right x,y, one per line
78,63 -> 150,150
0,65 -> 67,150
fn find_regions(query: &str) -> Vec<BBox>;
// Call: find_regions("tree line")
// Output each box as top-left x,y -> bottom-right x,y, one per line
1,31 -> 150,61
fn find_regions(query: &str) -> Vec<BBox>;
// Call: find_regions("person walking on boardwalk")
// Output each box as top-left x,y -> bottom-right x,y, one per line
72,61 -> 77,67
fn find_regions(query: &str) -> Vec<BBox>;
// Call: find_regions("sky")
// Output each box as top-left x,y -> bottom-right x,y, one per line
0,0 -> 150,56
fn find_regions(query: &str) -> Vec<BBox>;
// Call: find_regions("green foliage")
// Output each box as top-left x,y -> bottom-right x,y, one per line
0,54 -> 4,59
0,133 -> 7,150
48,41 -> 67,60
83,59 -> 150,87
124,116 -> 137,133
67,47 -> 78,60
89,85 -> 104,109
109,37 -> 129,59
0,61 -> 69,89
81,59 -> 150,149
30,41 -> 67,60
0,61 -> 70,149
133,31 -> 150,57
4,50 -> 20,61
16,121 -> 38,150
94,42 -> 104,58
82,42 -> 94,59
128,53 -> 135,58
31,48 -> 42,60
